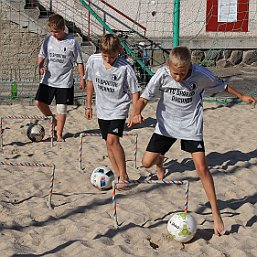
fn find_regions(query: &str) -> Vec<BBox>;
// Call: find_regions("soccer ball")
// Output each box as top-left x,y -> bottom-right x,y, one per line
167,212 -> 197,243
27,124 -> 45,142
90,166 -> 115,190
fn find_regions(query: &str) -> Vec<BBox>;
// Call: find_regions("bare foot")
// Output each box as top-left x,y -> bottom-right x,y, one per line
116,175 -> 129,190
116,183 -> 130,190
57,137 -> 65,142
213,214 -> 225,235
156,168 -> 164,180
156,155 -> 165,180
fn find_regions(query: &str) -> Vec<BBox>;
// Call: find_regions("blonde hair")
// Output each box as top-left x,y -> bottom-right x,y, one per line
48,14 -> 65,30
169,46 -> 191,67
99,34 -> 121,55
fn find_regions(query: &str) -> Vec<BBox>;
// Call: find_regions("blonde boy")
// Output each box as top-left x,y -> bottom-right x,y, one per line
128,46 -> 256,235
85,34 -> 140,186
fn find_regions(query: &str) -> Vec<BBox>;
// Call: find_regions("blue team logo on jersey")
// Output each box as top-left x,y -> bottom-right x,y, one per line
189,83 -> 197,90
112,75 -> 117,80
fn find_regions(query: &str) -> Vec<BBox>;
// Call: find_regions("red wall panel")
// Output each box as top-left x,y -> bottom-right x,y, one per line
206,0 -> 249,32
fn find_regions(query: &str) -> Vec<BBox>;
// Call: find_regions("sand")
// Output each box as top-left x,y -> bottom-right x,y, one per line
0,101 -> 256,257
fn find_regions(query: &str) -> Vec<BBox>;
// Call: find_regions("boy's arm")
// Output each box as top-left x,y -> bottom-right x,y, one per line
85,80 -> 94,120
225,85 -> 256,104
77,63 -> 85,90
38,56 -> 45,76
130,92 -> 140,116
127,97 -> 149,128
127,91 -> 140,126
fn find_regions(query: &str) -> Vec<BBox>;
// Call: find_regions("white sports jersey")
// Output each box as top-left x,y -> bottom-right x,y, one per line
85,53 -> 141,120
39,34 -> 83,88
141,64 -> 227,140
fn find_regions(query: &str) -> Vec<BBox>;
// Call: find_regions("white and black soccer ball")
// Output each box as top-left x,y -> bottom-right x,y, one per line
27,124 -> 45,142
90,166 -> 115,190
167,212 -> 197,243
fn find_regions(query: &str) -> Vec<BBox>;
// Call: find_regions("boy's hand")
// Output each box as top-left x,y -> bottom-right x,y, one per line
127,114 -> 144,128
240,95 -> 256,105
85,108 -> 93,120
39,67 -> 45,76
80,79 -> 86,90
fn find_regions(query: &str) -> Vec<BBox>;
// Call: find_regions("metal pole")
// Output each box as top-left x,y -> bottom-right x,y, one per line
173,0 -> 180,47
79,0 -> 153,76
49,0 -> 52,12
88,0 -> 91,43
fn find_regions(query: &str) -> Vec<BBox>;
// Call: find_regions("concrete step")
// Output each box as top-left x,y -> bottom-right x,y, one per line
2,0 -> 47,35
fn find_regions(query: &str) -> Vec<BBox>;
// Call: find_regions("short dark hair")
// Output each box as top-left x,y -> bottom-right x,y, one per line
48,14 -> 65,30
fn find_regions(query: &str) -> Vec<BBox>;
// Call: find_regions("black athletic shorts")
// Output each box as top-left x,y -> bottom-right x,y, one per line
146,133 -> 205,155
98,119 -> 126,140
35,83 -> 74,105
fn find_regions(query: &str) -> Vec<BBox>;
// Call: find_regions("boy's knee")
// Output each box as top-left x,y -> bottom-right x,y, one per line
35,100 -> 40,107
106,136 -> 119,147
141,158 -> 152,168
56,104 -> 67,114
35,100 -> 46,108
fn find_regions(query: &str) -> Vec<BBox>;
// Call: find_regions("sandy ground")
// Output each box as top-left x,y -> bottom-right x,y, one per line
208,65 -> 257,97
0,100 -> 256,257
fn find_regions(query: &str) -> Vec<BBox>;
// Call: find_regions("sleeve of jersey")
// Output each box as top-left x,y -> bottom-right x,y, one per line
38,36 -> 49,58
140,68 -> 163,100
127,66 -> 141,93
73,40 -> 83,64
202,68 -> 227,93
84,57 -> 93,81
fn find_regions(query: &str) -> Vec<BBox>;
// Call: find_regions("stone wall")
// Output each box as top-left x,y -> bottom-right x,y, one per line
152,48 -> 257,69
192,49 -> 257,68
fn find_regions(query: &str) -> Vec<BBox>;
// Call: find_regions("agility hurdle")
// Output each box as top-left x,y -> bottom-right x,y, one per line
0,115 -> 55,150
112,179 -> 189,228
0,161 -> 55,209
79,132 -> 138,173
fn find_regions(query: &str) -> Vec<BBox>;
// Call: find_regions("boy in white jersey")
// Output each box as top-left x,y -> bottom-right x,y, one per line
128,46 -> 256,235
85,34 -> 140,186
35,14 -> 85,142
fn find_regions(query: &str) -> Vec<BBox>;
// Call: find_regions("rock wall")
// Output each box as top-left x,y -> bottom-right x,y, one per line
152,48 -> 257,69
191,49 -> 257,68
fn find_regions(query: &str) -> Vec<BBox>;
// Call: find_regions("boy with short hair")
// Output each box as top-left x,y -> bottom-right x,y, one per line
85,34 -> 140,185
128,46 -> 256,235
35,13 -> 85,142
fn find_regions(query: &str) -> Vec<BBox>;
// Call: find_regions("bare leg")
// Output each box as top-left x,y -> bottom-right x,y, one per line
191,152 -> 224,235
35,100 -> 53,116
156,155 -> 165,180
105,140 -> 119,178
142,151 -> 165,180
106,134 -> 128,181
56,114 -> 66,141
35,100 -> 57,135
